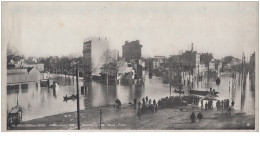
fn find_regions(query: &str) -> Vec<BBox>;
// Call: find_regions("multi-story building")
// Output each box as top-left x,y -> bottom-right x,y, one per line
82,37 -> 109,80
122,40 -> 142,62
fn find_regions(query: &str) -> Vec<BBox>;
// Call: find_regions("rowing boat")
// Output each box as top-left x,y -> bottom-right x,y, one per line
63,95 -> 77,100
174,89 -> 184,94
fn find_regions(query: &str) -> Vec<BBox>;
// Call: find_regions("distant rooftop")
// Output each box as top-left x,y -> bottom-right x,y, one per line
83,37 -> 108,43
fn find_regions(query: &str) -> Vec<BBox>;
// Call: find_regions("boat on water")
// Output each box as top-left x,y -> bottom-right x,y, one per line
174,89 -> 184,94
216,77 -> 220,85
63,94 -> 77,101
188,89 -> 219,96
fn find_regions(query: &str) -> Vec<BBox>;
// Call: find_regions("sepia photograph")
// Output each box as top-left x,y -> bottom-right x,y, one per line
1,1 -> 258,131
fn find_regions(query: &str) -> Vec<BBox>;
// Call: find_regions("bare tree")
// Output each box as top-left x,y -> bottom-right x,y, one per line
100,49 -> 117,84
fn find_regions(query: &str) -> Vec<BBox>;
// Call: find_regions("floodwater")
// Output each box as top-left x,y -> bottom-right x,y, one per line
7,72 -> 255,121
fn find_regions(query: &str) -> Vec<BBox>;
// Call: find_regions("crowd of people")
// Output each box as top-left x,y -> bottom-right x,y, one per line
216,99 -> 235,112
158,95 -> 201,108
201,99 -> 214,111
134,96 -> 159,119
116,94 -> 235,122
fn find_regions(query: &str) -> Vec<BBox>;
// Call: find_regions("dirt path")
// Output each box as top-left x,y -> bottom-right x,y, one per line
8,105 -> 255,131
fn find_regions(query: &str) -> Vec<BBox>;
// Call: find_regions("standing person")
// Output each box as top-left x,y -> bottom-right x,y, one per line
155,103 -> 158,113
221,100 -> 224,110
190,112 -> 196,123
117,99 -> 121,109
201,100 -> 204,109
153,99 -> 156,106
146,96 -> 148,103
231,101 -> 235,107
142,98 -> 145,105
138,101 -> 141,110
227,99 -> 230,108
149,99 -> 152,106
197,112 -> 203,123
216,100 -> 220,110
205,102 -> 208,111
210,99 -> 213,109
134,98 -> 137,109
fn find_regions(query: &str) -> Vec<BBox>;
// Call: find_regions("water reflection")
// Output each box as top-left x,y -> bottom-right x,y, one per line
7,72 -> 255,121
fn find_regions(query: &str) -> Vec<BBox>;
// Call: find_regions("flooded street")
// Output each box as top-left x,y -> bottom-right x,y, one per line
7,72 -> 255,121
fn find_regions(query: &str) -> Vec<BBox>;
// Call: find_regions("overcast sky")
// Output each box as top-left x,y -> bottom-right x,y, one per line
2,2 -> 258,59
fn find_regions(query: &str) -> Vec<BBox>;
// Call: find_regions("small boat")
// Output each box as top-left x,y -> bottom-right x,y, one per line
188,90 -> 219,96
216,77 -> 220,85
174,89 -> 184,94
63,94 -> 77,101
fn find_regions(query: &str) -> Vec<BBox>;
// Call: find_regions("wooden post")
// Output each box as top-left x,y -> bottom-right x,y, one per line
229,81 -> 230,92
76,64 -> 80,130
169,84 -> 171,96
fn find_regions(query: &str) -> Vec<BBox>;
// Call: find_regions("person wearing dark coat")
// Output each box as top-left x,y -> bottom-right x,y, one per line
115,98 -> 121,109
190,112 -> 196,123
148,99 -> 152,105
205,102 -> 208,111
142,98 -> 145,105
197,112 -> 203,123
138,101 -> 141,110
201,100 -> 204,109
231,101 -> 235,107
134,98 -> 137,109
153,99 -> 156,106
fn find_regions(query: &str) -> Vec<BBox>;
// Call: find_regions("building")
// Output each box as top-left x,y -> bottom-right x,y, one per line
151,56 -> 167,70
231,58 -> 240,66
82,37 -> 109,80
117,61 -> 134,84
7,67 -> 43,93
209,62 -> 216,71
122,40 -> 142,62
23,63 -> 44,72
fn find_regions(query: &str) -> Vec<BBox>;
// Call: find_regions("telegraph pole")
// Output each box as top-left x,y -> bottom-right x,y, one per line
76,64 -> 80,130
100,107 -> 102,130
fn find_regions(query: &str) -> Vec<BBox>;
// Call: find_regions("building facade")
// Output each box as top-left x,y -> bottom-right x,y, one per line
83,37 -> 109,80
122,40 -> 142,62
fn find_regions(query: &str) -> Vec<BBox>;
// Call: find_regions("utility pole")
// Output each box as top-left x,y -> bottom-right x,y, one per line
100,107 -> 102,130
169,62 -> 172,96
241,53 -> 245,110
189,43 -> 193,86
76,64 -> 80,130
16,90 -> 18,106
